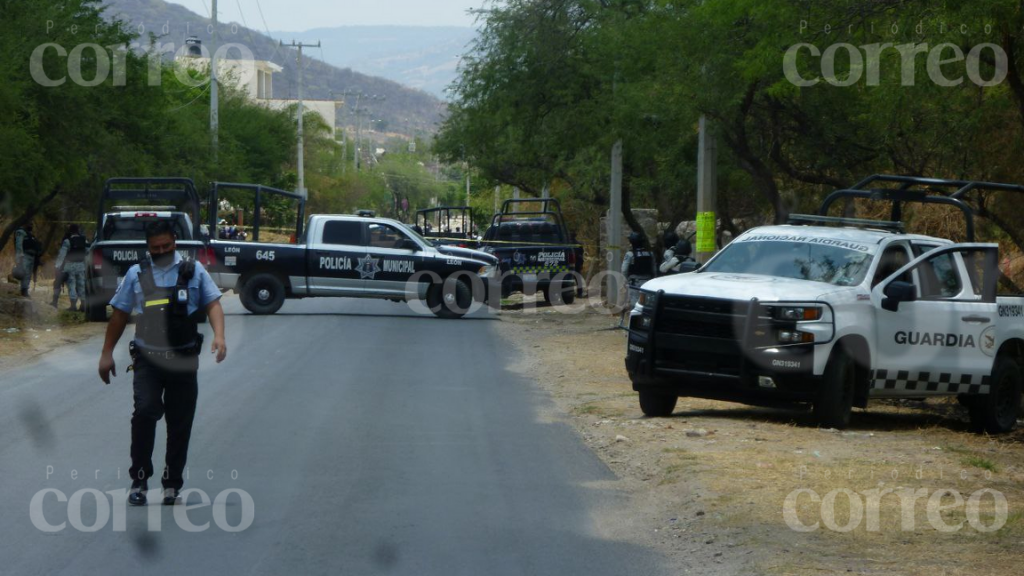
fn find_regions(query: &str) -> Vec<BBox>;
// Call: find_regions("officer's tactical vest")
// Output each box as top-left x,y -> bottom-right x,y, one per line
628,249 -> 654,278
20,229 -> 41,257
67,235 -> 87,263
136,258 -> 201,351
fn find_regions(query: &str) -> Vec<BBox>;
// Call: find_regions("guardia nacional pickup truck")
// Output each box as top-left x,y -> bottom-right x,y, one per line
626,176 -> 1024,433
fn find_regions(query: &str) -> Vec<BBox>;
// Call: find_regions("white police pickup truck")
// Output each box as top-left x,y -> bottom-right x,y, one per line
626,176 -> 1024,433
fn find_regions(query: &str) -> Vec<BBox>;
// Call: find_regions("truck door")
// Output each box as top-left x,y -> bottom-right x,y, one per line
308,219 -> 366,295
871,244 -> 999,397
362,222 -> 430,297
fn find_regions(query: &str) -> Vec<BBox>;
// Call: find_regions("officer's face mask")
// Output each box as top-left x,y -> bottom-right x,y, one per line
151,251 -> 175,267
147,233 -> 177,267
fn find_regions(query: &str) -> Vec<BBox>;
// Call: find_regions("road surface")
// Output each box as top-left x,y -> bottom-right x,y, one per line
0,296 -> 668,575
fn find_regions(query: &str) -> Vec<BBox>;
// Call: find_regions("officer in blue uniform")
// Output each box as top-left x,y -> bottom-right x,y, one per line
97,221 -> 227,506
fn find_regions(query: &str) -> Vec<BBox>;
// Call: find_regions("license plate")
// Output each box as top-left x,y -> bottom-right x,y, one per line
521,273 -> 537,282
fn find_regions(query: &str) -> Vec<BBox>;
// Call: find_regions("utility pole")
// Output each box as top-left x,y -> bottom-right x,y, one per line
210,0 -> 218,161
282,40 -> 320,199
465,171 -> 471,207
542,182 -> 550,199
608,140 -> 623,307
696,115 -> 718,263
494,185 -> 500,215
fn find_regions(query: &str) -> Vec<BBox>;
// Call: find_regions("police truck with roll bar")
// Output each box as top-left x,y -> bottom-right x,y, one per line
84,178 -> 207,322
626,175 -> 1024,433
203,182 -> 499,318
479,198 -> 584,304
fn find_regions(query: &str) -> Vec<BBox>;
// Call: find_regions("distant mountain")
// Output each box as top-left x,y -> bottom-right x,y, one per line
271,26 -> 478,98
100,0 -> 447,136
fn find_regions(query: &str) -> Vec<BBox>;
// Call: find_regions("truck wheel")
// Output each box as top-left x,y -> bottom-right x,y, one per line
429,278 -> 472,319
543,280 -> 576,306
84,286 -> 106,322
241,273 -> 285,315
85,301 -> 107,323
968,356 -> 1022,434
639,390 -> 678,417
815,347 -> 857,429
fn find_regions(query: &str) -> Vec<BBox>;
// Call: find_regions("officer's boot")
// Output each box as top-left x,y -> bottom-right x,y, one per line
50,293 -> 59,308
68,299 -> 77,312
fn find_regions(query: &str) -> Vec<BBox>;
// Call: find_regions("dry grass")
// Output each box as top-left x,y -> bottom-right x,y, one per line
498,306 -> 1024,576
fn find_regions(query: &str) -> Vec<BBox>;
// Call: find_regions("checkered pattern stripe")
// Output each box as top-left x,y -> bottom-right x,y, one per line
511,266 -> 571,274
871,369 -> 991,394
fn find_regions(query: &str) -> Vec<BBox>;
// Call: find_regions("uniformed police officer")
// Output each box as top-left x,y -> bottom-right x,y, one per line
54,224 -> 88,311
97,221 -> 227,506
621,231 -> 655,285
659,238 -> 695,275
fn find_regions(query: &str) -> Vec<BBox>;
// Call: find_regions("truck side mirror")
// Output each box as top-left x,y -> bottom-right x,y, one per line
677,261 -> 700,273
399,239 -> 420,252
881,281 -> 916,312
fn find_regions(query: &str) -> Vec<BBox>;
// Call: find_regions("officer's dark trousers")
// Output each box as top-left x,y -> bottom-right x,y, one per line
129,354 -> 199,490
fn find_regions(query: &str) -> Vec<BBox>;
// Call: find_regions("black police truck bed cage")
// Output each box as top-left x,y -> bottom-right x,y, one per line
100,178 -> 203,239
209,182 -> 306,243
416,206 -> 474,239
486,198 -> 570,241
799,174 -> 1024,242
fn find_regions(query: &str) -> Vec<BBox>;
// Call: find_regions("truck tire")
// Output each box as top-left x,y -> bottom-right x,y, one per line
86,301 -> 107,323
241,273 -> 286,315
84,284 -> 107,322
543,279 -> 576,306
429,278 -> 472,319
639,390 -> 678,417
968,356 -> 1022,434
815,347 -> 857,429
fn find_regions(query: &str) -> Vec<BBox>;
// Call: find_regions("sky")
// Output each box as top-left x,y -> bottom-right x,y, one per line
167,0 -> 483,31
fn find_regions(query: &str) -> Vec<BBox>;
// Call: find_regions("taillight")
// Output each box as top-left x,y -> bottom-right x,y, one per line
197,247 -> 217,267
92,249 -> 103,270
567,250 -> 576,265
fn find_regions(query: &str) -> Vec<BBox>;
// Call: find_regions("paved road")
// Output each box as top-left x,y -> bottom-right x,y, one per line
0,296 -> 667,575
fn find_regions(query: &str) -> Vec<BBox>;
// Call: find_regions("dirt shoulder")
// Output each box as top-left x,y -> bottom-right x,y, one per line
0,282 -> 104,372
497,300 -> 1024,576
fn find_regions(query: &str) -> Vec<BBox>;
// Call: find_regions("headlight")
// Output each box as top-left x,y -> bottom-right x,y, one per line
773,306 -> 823,321
638,292 -> 648,307
479,265 -> 497,277
778,330 -> 815,344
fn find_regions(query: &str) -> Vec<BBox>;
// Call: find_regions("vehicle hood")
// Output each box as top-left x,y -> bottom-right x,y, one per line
640,272 -> 857,302
435,245 -> 498,265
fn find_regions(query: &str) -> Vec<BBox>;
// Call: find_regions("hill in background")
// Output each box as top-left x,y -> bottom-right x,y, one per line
101,0 -> 447,136
272,26 -> 478,99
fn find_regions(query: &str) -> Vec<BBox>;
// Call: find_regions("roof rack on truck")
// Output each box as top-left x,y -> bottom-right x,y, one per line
209,182 -> 306,243
786,214 -> 906,234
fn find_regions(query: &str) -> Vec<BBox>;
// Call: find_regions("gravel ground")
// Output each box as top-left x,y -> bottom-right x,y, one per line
495,298 -> 1024,576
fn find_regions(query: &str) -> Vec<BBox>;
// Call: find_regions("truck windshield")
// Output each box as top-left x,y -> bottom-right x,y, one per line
701,240 -> 874,286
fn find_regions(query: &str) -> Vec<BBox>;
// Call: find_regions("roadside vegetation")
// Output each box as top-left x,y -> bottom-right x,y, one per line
437,0 -> 1024,279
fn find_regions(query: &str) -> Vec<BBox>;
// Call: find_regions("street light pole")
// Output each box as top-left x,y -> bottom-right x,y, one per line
210,0 -> 218,161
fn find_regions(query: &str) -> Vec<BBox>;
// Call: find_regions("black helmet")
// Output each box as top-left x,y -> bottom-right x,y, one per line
675,239 -> 692,257
663,230 -> 679,247
628,231 -> 644,247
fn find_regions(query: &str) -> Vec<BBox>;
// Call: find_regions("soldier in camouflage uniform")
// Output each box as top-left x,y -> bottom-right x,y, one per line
54,224 -> 88,312
14,222 -> 39,297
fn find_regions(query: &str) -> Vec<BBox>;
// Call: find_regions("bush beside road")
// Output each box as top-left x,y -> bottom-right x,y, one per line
497,303 -> 1024,576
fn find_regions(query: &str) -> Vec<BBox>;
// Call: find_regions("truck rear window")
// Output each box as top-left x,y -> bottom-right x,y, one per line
702,240 -> 874,286
101,216 -> 190,241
